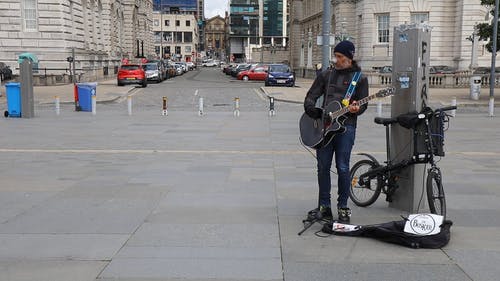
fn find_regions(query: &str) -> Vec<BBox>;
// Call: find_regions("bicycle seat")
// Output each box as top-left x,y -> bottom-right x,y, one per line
374,117 -> 398,125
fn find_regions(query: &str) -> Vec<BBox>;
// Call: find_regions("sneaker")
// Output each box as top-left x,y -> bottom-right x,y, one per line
337,207 -> 351,224
319,205 -> 333,220
306,206 -> 333,221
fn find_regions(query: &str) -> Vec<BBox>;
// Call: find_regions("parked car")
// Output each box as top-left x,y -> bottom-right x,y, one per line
117,64 -> 147,87
186,61 -> 195,70
472,67 -> 500,74
202,59 -> 218,67
237,65 -> 269,81
231,64 -> 252,77
265,64 -> 295,87
0,62 -> 13,81
429,65 -> 457,74
166,63 -> 177,77
143,62 -> 163,83
148,60 -> 168,79
378,65 -> 392,73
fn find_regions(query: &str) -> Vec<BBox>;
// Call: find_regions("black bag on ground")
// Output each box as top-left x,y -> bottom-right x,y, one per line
321,219 -> 452,249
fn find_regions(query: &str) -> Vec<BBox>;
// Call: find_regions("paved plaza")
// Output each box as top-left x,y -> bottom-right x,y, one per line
0,76 -> 499,281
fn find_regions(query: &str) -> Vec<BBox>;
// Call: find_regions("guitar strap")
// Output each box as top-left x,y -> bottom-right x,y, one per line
341,71 -> 361,107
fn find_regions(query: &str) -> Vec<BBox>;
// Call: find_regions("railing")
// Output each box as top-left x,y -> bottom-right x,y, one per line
11,66 -> 121,86
295,69 -> 498,88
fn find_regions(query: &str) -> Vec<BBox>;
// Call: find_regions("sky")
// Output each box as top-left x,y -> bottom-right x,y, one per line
205,0 -> 228,19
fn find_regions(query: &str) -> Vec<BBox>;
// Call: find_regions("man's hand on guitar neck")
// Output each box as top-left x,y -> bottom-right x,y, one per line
348,100 -> 360,114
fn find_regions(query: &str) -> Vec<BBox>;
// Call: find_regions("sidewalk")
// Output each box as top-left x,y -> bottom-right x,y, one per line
0,79 -> 135,105
262,77 -> 499,107
1,76 -> 500,280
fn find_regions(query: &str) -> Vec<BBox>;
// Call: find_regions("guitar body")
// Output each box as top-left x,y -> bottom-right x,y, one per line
299,101 -> 347,149
323,101 -> 347,143
299,112 -> 325,149
299,87 -> 396,150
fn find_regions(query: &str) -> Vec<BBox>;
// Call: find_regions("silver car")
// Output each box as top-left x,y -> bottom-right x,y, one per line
143,63 -> 163,83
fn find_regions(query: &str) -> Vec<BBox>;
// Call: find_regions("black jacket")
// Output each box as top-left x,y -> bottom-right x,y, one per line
304,62 -> 369,127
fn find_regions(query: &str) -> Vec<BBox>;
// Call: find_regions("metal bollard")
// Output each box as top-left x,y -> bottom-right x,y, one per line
162,96 -> 168,116
55,96 -> 60,116
127,95 -> 132,116
450,97 -> 457,117
233,97 -> 240,117
91,95 -> 96,115
198,97 -> 204,116
269,97 -> 276,116
376,99 -> 382,117
489,97 -> 495,117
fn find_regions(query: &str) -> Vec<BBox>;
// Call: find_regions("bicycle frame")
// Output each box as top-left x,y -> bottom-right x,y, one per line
353,106 -> 456,203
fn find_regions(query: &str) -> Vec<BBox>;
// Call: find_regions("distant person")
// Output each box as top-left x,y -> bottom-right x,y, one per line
303,40 -> 369,223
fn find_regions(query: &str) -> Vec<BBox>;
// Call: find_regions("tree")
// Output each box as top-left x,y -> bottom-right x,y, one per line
476,0 -> 500,53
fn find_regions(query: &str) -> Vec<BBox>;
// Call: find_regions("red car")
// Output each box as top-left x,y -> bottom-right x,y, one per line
237,65 -> 269,81
117,64 -> 147,87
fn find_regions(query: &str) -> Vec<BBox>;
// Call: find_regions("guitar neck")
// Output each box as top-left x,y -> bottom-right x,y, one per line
330,94 -> 379,119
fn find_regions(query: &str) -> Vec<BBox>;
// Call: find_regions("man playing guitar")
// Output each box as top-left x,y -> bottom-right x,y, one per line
303,40 -> 369,223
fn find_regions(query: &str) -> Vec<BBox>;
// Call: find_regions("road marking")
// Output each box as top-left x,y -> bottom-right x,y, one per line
0,148 -> 498,157
116,87 -> 142,103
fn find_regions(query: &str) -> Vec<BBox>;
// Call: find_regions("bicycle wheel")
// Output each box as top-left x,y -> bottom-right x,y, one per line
426,167 -> 447,218
350,159 -> 382,207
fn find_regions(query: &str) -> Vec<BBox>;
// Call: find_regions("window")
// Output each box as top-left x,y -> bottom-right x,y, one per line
175,46 -> 181,54
184,32 -> 192,43
186,20 -> 190,27
22,0 -> 37,31
176,20 -> 180,27
377,14 -> 390,43
175,32 -> 182,43
411,12 -> 429,24
154,19 -> 159,26
185,46 -> 191,53
165,20 -> 170,26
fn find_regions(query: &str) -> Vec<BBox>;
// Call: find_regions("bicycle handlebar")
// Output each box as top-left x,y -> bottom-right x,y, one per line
436,106 -> 457,112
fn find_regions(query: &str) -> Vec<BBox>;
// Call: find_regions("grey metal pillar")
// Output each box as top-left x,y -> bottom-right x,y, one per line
20,59 -> 35,118
389,24 -> 431,212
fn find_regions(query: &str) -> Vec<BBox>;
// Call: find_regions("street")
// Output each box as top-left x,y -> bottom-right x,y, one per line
100,67 -> 302,114
1,67 -> 500,281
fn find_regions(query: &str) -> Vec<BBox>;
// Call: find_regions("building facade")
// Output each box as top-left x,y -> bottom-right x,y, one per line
290,0 -> 492,76
153,0 -> 204,53
152,12 -> 199,61
228,0 -> 288,63
204,16 -> 226,61
0,0 -> 153,79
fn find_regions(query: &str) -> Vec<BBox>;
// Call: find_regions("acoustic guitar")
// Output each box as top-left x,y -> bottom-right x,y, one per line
299,87 -> 395,149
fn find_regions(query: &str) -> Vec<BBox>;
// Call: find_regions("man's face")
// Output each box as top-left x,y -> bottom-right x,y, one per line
334,53 -> 352,69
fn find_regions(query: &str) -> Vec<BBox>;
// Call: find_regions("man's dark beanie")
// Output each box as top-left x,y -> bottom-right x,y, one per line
334,40 -> 355,60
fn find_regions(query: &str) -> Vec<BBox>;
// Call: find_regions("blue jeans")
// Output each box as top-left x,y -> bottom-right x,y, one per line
316,125 -> 356,208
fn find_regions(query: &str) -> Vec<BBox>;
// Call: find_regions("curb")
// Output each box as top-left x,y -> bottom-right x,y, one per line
37,86 -> 136,105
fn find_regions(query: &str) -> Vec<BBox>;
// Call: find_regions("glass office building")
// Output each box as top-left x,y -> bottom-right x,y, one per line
263,0 -> 285,45
153,0 -> 198,14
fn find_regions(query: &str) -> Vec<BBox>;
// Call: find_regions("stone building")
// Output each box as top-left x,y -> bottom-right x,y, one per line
152,12 -> 199,62
204,15 -> 226,60
0,0 -> 154,81
289,0 -> 492,77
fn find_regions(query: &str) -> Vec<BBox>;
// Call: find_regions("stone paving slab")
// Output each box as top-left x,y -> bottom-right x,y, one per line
0,107 -> 500,281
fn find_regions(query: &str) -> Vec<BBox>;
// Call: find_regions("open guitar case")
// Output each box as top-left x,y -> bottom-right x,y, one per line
321,219 -> 452,249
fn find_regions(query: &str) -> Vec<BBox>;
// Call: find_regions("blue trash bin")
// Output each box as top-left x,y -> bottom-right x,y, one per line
4,82 -> 21,117
76,82 -> 97,112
